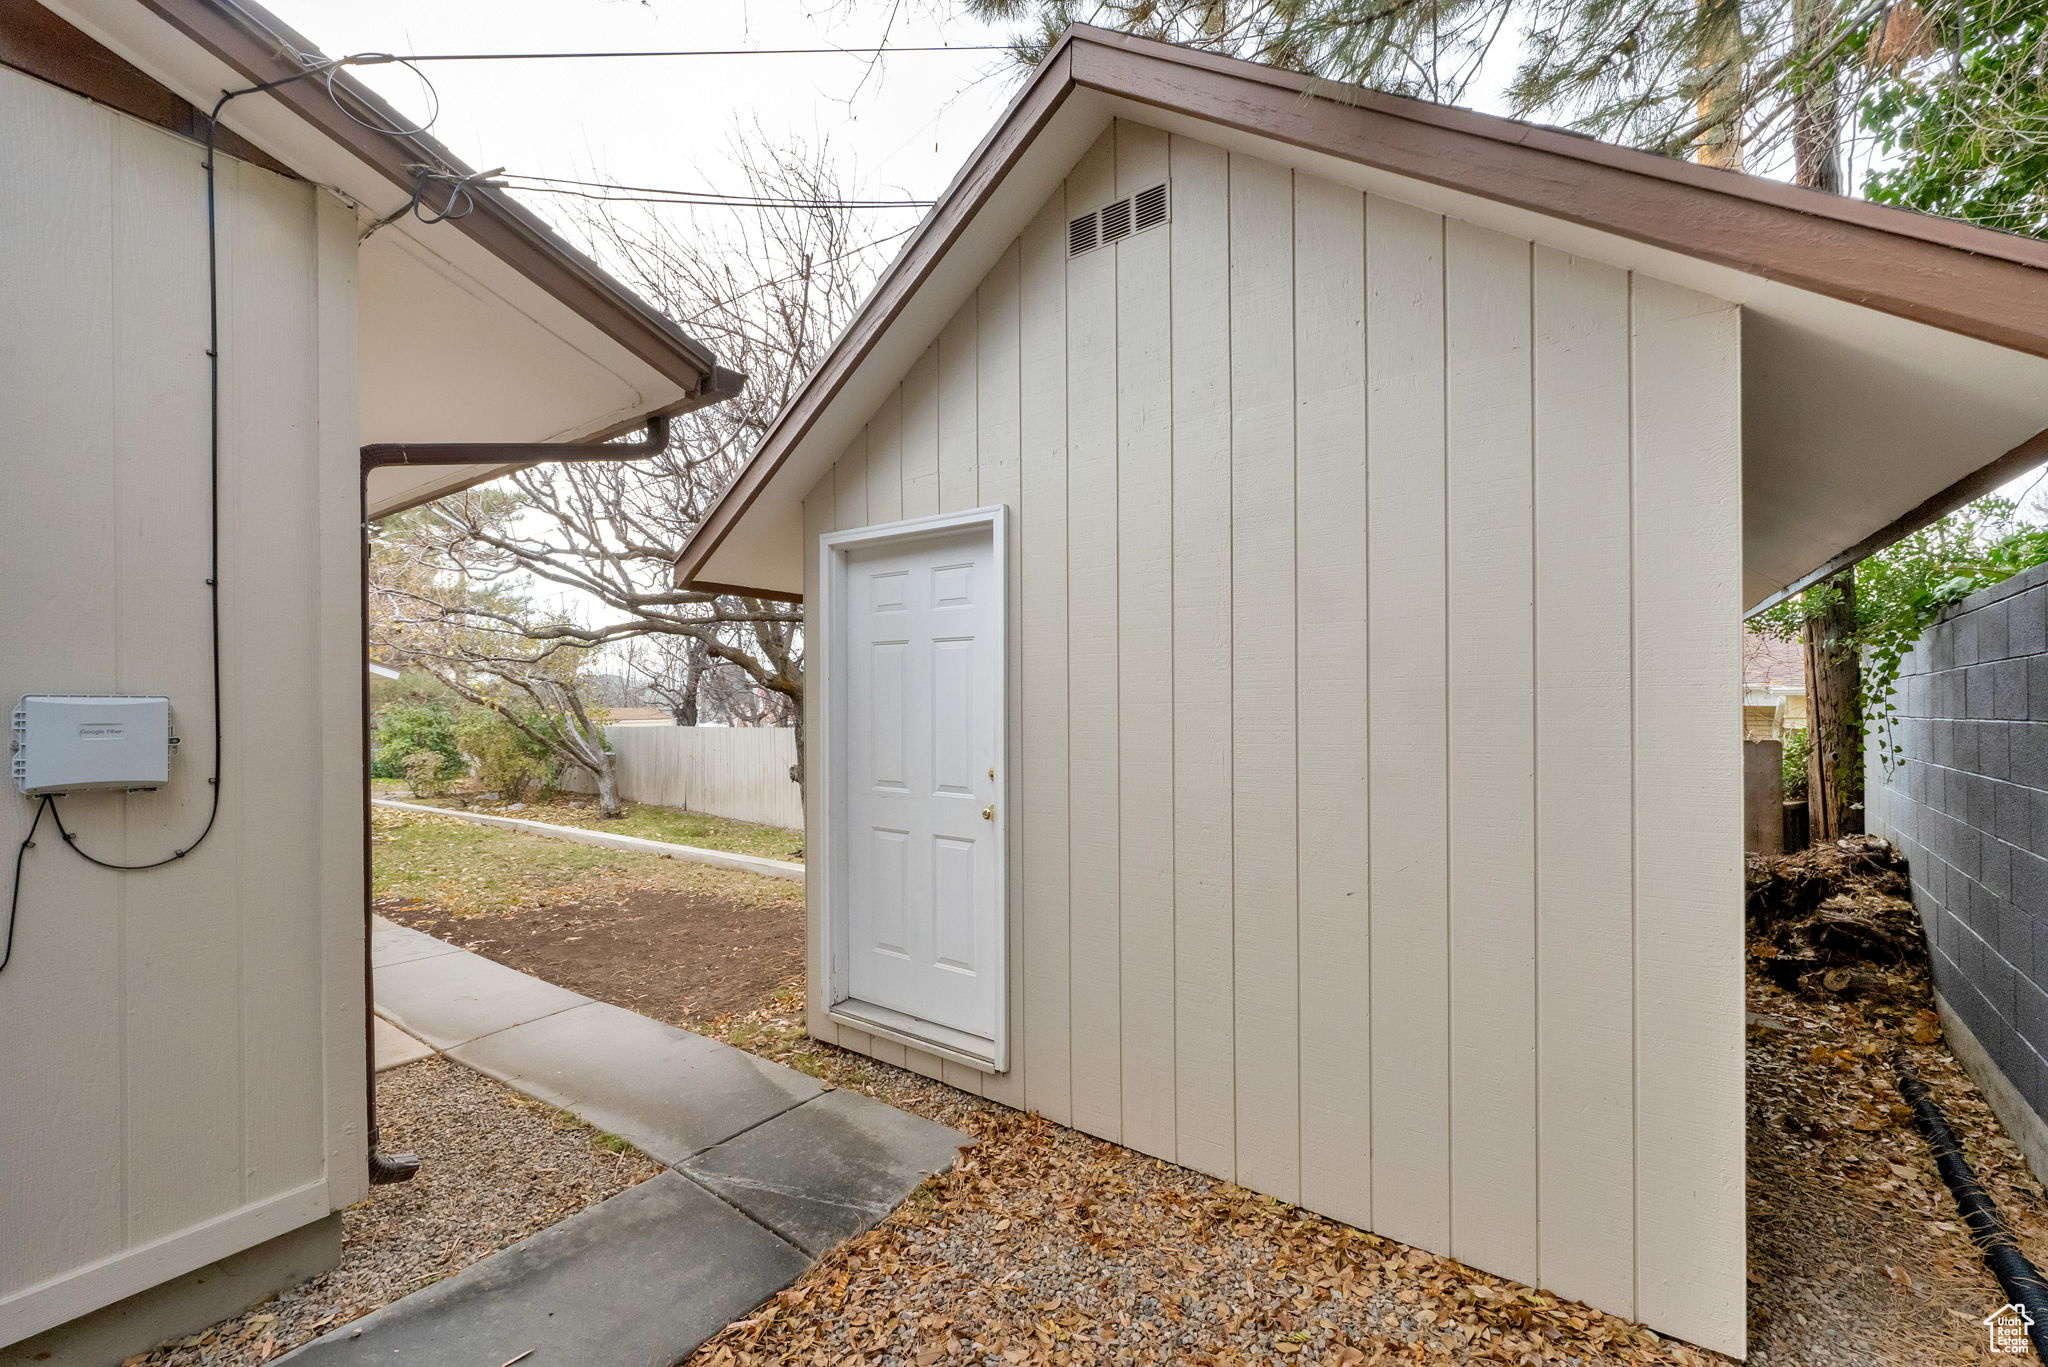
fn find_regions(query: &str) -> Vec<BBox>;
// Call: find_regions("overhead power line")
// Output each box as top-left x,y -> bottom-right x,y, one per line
497,172 -> 934,210
353,45 -> 1008,64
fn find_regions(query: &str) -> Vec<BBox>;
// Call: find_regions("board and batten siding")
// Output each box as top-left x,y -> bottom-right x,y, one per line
0,70 -> 365,1344
801,121 -> 1744,1354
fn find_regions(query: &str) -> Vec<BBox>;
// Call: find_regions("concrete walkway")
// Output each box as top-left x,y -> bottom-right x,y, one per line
281,919 -> 965,1365
372,797 -> 805,881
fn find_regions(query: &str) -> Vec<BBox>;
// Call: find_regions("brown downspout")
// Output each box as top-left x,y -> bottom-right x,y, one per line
354,405 -> 715,1183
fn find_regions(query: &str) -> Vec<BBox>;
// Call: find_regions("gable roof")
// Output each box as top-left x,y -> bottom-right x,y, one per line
19,0 -> 739,517
675,24 -> 2048,610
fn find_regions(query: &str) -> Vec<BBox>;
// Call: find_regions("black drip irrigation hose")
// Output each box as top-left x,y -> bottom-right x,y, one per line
1895,1047 -> 2048,1360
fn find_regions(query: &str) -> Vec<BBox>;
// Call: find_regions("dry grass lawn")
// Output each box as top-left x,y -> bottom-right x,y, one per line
370,805 -> 803,920
378,784 -> 802,862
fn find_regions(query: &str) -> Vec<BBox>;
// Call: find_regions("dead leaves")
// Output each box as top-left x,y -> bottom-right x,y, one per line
685,1010 -> 1720,1367
1909,1008 -> 1943,1046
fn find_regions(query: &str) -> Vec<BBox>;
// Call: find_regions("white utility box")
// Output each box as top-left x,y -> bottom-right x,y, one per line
12,695 -> 176,795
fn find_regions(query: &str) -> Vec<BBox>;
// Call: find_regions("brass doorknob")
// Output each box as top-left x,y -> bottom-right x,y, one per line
981,805 -> 995,821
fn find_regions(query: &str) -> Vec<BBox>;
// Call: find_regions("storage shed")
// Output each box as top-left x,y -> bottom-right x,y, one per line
678,27 -> 2048,1358
1,1 -> 731,1359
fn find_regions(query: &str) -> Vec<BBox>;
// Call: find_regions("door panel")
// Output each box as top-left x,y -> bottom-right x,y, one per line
838,522 -> 1001,1043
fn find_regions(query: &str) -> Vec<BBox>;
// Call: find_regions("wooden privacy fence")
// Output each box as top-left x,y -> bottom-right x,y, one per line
559,726 -> 804,830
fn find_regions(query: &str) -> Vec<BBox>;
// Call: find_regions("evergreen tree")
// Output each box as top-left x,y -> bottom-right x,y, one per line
1863,0 -> 2048,237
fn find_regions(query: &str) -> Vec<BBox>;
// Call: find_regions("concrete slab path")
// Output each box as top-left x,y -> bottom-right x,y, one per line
371,1017 -> 431,1072
449,1000 -> 822,1165
680,1088 -> 969,1256
279,1173 -> 810,1367
283,921 -> 967,1366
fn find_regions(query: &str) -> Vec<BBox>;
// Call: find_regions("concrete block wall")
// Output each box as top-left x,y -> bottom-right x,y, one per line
1867,557 -> 2048,1127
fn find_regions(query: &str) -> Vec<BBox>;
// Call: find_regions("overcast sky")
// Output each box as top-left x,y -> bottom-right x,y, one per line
276,0 -> 1029,238
285,0 -> 2044,607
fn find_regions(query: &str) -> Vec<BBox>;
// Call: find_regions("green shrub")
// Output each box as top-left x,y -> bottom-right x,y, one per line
455,708 -> 558,801
1781,727 -> 1811,803
400,748 -> 453,798
371,701 -> 462,782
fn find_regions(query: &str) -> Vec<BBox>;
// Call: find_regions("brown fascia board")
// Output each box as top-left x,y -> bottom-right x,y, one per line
135,0 -> 722,395
3,1 -> 291,174
1067,28 -> 2048,357
675,25 -> 2048,597
672,43 -> 1078,595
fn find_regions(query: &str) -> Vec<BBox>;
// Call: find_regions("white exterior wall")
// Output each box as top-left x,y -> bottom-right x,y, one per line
0,70 -> 365,1344
801,121 -> 1744,1355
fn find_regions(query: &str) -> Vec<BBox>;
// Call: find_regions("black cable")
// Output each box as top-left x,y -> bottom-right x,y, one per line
2,63 -> 347,973
1896,1048 -> 2048,1360
0,798 -> 52,975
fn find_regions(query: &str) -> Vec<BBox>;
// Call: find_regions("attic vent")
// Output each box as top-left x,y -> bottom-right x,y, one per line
1066,182 -> 1170,256
1134,182 -> 1168,232
1099,195 -> 1133,243
1068,211 -> 1098,256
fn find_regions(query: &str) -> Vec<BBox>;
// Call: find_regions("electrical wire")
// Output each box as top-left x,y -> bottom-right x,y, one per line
675,226 -> 919,324
324,54 -> 439,136
496,172 -> 932,208
0,798 -> 51,975
361,45 -> 1007,63
3,57 -> 375,974
4,41 -> 934,968
498,181 -> 935,211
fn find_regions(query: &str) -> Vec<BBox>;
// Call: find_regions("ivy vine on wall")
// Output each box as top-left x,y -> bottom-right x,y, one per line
1749,496 -> 2048,780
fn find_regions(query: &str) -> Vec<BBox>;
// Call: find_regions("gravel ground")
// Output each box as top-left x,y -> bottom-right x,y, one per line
691,992 -> 1728,1367
132,1056 -> 659,1366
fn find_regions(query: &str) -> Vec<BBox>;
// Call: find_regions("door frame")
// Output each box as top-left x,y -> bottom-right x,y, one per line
816,504 -> 1010,1071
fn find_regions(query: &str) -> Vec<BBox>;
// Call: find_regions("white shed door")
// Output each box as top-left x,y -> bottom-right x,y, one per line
838,523 -> 1001,1043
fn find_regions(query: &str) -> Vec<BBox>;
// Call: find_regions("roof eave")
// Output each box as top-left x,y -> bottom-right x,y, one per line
136,0 -> 722,392
672,39 -> 1085,595
676,24 -> 2048,602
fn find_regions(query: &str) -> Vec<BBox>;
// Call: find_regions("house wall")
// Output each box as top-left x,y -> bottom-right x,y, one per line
0,69 -> 365,1345
800,121 -> 1745,1355
1866,558 -> 2048,1179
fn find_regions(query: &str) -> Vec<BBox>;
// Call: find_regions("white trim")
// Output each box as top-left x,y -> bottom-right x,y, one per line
0,1181 -> 330,1346
817,505 -> 1011,1072
829,998 -> 1002,1069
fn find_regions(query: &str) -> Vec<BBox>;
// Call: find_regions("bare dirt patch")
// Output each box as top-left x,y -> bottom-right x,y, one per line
134,1057 -> 657,1366
373,805 -> 803,1029
380,888 -> 802,1028
1746,838 -> 2048,1366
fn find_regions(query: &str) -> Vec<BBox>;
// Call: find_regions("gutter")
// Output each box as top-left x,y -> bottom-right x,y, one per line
355,397 -> 735,1184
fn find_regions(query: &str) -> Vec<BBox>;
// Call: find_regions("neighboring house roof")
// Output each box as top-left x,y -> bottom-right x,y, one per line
1743,631 -> 1805,689
18,0 -> 740,517
673,24 -> 2048,609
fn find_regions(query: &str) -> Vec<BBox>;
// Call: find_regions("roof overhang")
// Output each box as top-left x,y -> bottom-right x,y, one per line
23,0 -> 735,518
676,25 -> 2048,611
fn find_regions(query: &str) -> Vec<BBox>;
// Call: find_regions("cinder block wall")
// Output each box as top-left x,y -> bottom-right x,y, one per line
1867,557 -> 2048,1129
